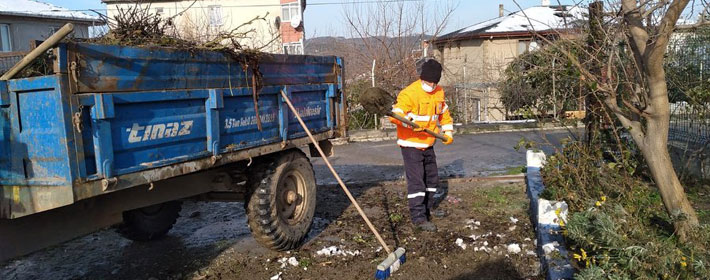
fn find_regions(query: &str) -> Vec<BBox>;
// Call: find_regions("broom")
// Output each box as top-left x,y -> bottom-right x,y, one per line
279,90 -> 406,279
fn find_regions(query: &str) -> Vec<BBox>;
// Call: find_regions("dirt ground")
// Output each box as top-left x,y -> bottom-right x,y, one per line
0,180 -> 540,280
1,130 -> 567,280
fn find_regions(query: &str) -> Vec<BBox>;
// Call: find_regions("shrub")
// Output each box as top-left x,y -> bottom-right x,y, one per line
541,142 -> 710,279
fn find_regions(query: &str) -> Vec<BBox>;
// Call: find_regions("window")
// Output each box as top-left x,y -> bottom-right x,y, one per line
281,2 -> 300,22
283,42 -> 303,55
0,24 -> 11,52
517,40 -> 539,55
208,5 -> 223,27
155,7 -> 164,16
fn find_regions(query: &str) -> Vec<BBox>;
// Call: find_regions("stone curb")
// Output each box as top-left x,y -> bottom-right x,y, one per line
525,150 -> 575,280
345,123 -> 581,143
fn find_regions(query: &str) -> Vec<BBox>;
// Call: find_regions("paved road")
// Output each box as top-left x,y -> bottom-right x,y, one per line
311,129 -> 577,185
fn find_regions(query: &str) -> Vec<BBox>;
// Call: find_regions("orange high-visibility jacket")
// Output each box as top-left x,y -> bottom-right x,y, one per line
390,80 -> 454,148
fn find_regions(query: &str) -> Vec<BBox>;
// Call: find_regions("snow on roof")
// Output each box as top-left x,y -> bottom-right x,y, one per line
0,0 -> 102,23
436,5 -> 586,42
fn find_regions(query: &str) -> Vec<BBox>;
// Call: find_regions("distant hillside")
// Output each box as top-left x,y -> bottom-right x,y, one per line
305,35 -> 431,80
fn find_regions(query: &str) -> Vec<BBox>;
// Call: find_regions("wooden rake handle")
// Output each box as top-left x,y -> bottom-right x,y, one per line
1,23 -> 74,81
280,90 -> 392,254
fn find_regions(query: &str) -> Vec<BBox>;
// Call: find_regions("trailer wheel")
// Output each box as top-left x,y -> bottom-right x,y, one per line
119,200 -> 182,241
246,150 -> 316,251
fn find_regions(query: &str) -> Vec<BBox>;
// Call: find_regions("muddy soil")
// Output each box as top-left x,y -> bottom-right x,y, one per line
1,180 -> 540,280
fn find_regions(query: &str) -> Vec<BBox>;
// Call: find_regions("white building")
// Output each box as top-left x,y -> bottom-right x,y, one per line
102,0 -> 306,54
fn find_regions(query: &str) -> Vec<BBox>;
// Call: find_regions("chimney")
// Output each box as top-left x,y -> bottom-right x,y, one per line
541,0 -> 550,6
499,4 -> 504,17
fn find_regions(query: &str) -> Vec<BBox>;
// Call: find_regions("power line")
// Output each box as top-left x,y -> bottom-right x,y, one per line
25,0 -> 425,13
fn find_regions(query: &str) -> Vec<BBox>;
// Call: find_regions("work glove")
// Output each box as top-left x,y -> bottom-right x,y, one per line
443,131 -> 454,145
404,116 -> 424,132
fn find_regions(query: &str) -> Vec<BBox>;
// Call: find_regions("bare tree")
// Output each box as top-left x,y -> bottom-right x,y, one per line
342,0 -> 457,91
522,0 -> 709,239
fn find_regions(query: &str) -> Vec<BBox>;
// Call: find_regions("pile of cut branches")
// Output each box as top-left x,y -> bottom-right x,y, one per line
89,6 -> 191,48
13,5 -> 274,79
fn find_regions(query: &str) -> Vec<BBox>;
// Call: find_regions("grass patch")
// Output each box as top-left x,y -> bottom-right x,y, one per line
485,185 -> 509,205
470,184 -> 527,215
490,165 -> 527,176
686,185 -> 710,224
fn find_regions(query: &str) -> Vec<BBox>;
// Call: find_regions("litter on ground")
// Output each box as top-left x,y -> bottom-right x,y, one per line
507,244 -> 522,254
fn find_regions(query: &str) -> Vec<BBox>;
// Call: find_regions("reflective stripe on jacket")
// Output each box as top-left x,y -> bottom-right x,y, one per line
389,80 -> 454,148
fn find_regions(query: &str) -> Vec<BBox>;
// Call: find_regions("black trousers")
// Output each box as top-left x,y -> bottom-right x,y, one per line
401,146 -> 439,223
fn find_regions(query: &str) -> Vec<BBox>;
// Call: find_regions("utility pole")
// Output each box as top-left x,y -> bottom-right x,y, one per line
552,57 -> 557,120
371,59 -> 378,129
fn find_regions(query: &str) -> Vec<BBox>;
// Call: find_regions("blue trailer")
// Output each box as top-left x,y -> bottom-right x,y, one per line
0,42 -> 345,261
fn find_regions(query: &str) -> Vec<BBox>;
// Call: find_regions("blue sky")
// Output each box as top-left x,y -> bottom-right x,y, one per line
43,0 -> 584,37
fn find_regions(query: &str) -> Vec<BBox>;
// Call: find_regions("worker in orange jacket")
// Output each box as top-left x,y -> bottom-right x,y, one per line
390,59 -> 453,232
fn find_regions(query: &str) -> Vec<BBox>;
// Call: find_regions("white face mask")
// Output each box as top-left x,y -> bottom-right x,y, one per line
421,81 -> 435,93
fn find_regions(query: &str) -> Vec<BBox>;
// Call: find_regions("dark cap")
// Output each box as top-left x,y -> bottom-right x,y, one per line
420,59 -> 442,84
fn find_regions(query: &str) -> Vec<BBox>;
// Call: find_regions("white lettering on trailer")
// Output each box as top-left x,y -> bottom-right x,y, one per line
127,120 -> 194,143
296,106 -> 322,118
224,113 -> 277,130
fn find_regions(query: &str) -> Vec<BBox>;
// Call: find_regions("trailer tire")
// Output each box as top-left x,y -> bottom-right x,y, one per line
246,150 -> 316,251
119,200 -> 182,241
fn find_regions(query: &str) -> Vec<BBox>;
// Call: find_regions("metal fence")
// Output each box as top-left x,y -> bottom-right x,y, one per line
669,102 -> 710,148
666,30 -> 710,149
0,52 -> 25,74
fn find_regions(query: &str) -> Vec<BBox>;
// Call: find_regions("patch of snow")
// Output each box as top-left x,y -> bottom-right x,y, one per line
270,272 -> 283,280
455,238 -> 467,250
0,0 -> 100,21
539,199 -> 568,226
288,257 -> 299,267
526,250 -> 537,256
542,241 -> 560,255
315,246 -> 360,257
507,244 -> 522,254
508,225 -> 517,232
510,217 -> 519,224
465,219 -> 481,226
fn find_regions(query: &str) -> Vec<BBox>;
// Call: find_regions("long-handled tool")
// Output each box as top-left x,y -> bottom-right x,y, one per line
280,89 -> 406,279
360,87 -> 451,143
1,23 -> 74,81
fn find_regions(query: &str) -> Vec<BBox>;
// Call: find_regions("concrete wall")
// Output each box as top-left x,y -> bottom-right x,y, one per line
0,16 -> 91,52
433,37 -> 526,121
107,0 -> 303,54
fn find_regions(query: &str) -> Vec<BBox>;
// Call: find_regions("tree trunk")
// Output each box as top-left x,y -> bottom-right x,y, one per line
640,74 -> 699,240
639,130 -> 699,239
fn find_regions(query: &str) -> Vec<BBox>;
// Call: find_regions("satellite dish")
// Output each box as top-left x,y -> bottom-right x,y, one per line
290,14 -> 302,29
